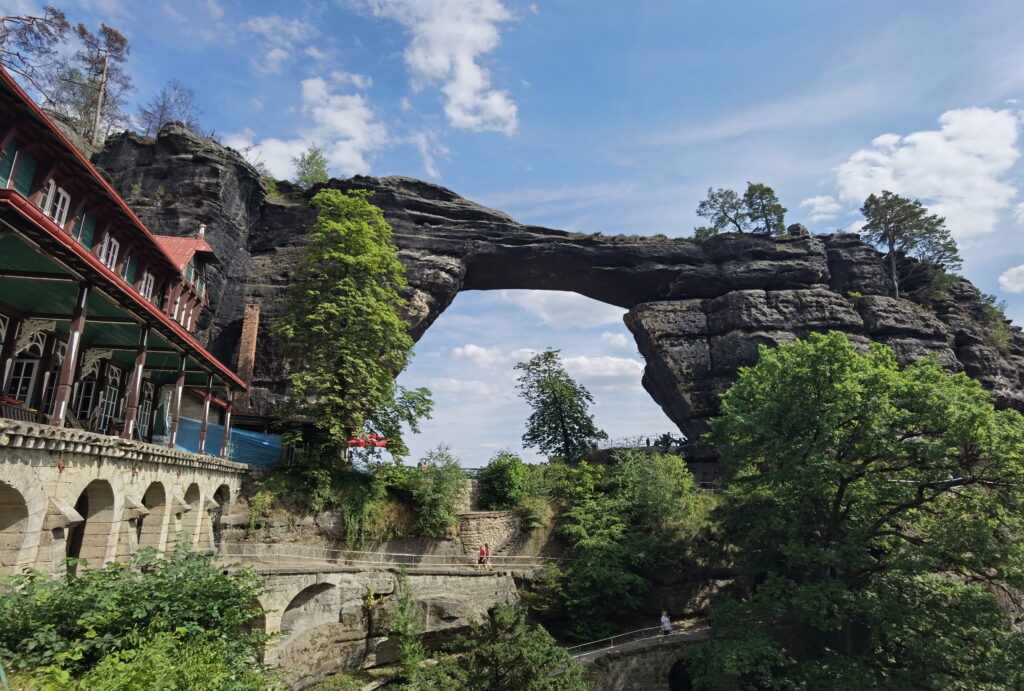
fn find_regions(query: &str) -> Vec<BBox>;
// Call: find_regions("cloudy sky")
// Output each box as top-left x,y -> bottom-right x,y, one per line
13,0 -> 1024,465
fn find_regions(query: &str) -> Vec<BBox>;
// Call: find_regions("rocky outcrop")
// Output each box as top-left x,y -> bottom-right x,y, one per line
91,127 -> 1024,464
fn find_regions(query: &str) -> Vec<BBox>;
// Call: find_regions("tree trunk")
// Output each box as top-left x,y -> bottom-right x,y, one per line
90,53 -> 108,147
888,233 -> 899,300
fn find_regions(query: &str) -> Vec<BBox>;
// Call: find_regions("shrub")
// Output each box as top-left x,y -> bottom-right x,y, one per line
406,445 -> 467,537
479,452 -> 528,510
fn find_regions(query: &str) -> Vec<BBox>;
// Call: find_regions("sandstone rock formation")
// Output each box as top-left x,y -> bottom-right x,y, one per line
93,124 -> 1024,468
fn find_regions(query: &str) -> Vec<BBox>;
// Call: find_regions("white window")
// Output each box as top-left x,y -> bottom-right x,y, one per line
138,271 -> 155,300
40,180 -> 70,226
98,234 -> 120,270
139,382 -> 154,439
97,366 -> 122,433
119,254 -> 132,280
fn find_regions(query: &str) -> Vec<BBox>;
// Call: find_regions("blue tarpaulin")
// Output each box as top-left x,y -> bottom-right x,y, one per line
174,416 -> 282,466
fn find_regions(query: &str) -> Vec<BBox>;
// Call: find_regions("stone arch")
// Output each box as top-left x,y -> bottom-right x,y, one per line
137,482 -> 168,551
211,484 -> 231,550
66,479 -> 116,568
668,659 -> 694,690
0,481 -> 29,574
280,582 -> 338,634
182,482 -> 203,548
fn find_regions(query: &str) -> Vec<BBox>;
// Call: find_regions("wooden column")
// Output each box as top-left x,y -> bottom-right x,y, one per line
220,388 -> 234,459
52,282 -> 90,426
198,374 -> 213,454
167,353 -> 187,449
120,326 -> 149,439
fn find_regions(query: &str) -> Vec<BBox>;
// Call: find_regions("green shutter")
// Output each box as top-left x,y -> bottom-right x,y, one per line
0,141 -> 16,187
12,151 -> 36,196
125,256 -> 138,284
79,214 -> 96,249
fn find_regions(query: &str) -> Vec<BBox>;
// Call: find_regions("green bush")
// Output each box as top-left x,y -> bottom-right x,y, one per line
480,452 -> 528,510
0,544 -> 273,686
406,445 -> 467,537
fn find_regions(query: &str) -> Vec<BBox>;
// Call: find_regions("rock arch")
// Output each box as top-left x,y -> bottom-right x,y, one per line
182,483 -> 203,547
281,582 -> 338,634
137,482 -> 168,551
668,659 -> 694,690
211,484 -> 231,550
66,479 -> 116,568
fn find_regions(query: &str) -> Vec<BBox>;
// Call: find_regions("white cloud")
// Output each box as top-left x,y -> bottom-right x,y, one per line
600,332 -> 631,349
835,107 -> 1021,240
562,355 -> 644,391
425,377 -> 504,398
408,129 -> 449,178
501,290 -> 625,329
243,14 -> 316,75
478,181 -> 640,219
364,0 -> 519,134
799,195 -> 843,223
306,46 -> 331,63
249,97 -> 264,111
78,0 -> 130,20
451,344 -> 535,368
999,265 -> 1024,293
225,77 -> 388,179
203,0 -> 225,20
1015,202 -> 1024,227
528,3 -> 539,14
162,2 -> 187,22
400,97 -> 413,111
331,70 -> 373,89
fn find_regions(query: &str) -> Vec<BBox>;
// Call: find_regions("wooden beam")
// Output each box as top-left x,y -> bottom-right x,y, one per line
25,312 -> 139,325
86,343 -> 178,354
0,269 -> 76,282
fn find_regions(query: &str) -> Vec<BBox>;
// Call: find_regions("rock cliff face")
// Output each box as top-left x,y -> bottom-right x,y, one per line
93,124 -> 1024,465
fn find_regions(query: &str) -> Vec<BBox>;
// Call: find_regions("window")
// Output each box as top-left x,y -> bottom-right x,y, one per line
97,366 -> 122,433
40,180 -> 71,227
73,374 -> 96,422
185,258 -> 196,284
139,382 -> 155,439
138,271 -> 155,301
98,234 -> 120,270
120,254 -> 138,283
6,333 -> 45,404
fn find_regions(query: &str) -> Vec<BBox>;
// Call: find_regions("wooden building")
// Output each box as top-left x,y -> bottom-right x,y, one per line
0,66 -> 245,457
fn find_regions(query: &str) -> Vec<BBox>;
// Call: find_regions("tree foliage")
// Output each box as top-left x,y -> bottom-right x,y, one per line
137,78 -> 202,136
694,182 -> 787,239
0,5 -> 68,93
274,189 -> 417,447
361,385 -> 434,461
480,451 -> 528,510
407,444 -> 468,538
423,605 -> 588,690
0,544 -> 274,687
293,145 -> 330,189
859,190 -> 962,300
688,331 -> 1024,689
515,349 -> 605,463
56,22 -> 132,146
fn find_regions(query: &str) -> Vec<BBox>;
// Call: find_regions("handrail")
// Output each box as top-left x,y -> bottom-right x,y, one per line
218,543 -> 560,569
567,623 -> 709,659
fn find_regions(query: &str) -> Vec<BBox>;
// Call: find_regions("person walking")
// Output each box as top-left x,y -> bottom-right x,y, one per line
477,544 -> 487,570
661,611 -> 672,636
484,543 -> 494,571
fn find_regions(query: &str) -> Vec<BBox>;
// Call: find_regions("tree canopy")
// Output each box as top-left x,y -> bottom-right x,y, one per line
514,349 -> 605,463
688,331 -> 1024,689
137,78 -> 202,136
694,182 -> 787,239
293,145 -> 330,189
859,190 -> 962,300
0,6 -> 68,93
274,189 -> 419,448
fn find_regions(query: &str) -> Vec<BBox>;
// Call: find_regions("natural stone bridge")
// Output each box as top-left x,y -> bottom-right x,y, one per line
0,418 -> 247,573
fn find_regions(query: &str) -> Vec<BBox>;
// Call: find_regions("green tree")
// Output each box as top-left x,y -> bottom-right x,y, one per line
362,385 -> 434,461
63,22 -> 132,146
293,145 -> 330,189
688,331 -> 1024,689
424,605 -> 588,690
480,451 -> 528,510
694,182 -> 786,238
274,189 -> 416,447
0,6 -> 68,94
860,190 -> 962,300
407,444 -> 467,537
0,544 -> 273,685
515,349 -> 605,463
742,182 -> 786,237
695,187 -> 748,237
390,568 -> 427,686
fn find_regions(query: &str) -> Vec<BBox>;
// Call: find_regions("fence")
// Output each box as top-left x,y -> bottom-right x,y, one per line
219,542 -> 559,570
595,433 -> 688,451
566,623 -> 710,659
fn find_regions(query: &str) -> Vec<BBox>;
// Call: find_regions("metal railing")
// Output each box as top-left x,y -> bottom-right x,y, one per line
566,623 -> 709,659
595,434 -> 688,450
218,542 -> 559,570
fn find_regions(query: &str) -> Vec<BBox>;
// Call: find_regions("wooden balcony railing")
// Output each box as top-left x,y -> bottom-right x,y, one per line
0,401 -> 45,424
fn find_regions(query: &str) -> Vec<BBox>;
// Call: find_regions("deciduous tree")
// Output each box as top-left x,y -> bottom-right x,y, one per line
514,349 -> 605,463
688,331 -> 1024,689
274,189 -> 416,448
67,22 -> 131,146
860,190 -> 961,300
293,145 -> 329,189
137,78 -> 202,136
0,6 -> 68,93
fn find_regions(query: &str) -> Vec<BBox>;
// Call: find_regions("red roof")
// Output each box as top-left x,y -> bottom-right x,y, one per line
153,235 -> 218,271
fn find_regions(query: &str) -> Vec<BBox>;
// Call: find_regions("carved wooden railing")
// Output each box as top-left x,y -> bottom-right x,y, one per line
0,401 -> 44,424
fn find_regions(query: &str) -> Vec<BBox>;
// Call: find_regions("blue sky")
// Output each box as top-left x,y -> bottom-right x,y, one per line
14,0 -> 1024,465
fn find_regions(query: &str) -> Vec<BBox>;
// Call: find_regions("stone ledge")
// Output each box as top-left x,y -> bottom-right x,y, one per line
0,418 -> 251,474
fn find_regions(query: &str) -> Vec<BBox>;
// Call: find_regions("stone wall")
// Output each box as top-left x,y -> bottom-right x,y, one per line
0,418 -> 248,572
458,510 -> 522,556
254,565 -> 519,689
